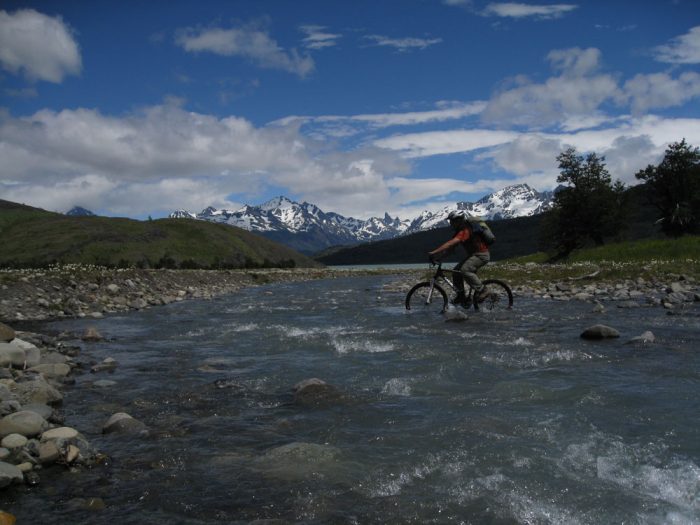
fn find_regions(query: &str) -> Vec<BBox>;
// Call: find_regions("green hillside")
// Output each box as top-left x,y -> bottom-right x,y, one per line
316,184 -> 664,265
0,200 -> 321,269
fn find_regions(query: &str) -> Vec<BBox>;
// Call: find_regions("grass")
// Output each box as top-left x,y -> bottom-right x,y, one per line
0,199 -> 320,269
484,235 -> 700,286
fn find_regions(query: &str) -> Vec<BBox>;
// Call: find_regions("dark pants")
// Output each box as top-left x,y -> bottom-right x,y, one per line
453,252 -> 489,294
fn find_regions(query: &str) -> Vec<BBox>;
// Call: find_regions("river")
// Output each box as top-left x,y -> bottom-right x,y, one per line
5,275 -> 700,524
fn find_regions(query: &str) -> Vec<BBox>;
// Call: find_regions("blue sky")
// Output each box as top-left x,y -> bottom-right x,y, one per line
1,1 -> 699,220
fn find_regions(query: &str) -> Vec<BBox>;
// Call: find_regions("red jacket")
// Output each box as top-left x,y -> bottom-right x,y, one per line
454,226 -> 489,254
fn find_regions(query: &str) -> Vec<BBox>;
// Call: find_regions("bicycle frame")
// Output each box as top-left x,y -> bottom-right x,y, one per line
428,262 -> 468,296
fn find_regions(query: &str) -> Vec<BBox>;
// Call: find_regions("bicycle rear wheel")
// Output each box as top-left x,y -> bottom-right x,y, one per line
473,279 -> 513,311
405,282 -> 448,314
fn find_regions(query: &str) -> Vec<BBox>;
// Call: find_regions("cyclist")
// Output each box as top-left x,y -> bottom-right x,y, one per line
428,210 -> 490,306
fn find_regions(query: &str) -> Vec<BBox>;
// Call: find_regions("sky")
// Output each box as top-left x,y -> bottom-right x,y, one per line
1,0 -> 700,220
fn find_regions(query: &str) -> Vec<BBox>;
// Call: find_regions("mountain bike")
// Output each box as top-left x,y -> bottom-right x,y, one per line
405,261 -> 513,314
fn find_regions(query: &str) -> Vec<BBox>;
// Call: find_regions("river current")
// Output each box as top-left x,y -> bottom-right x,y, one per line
6,275 -> 700,524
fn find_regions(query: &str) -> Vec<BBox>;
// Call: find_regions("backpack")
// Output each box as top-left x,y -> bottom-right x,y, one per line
467,216 -> 496,246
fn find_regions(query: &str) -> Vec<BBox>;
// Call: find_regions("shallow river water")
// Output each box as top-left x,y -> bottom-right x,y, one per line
5,275 -> 700,524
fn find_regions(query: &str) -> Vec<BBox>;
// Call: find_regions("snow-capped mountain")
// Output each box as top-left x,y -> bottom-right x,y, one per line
404,184 -> 554,233
169,184 -> 553,253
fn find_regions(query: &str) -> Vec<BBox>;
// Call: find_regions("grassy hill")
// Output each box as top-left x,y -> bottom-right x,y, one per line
0,200 -> 321,269
315,184 -> 667,266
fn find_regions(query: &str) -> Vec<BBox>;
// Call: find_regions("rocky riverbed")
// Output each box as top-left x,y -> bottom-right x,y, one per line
0,264 -> 378,504
0,265 -> 366,323
0,262 -> 698,513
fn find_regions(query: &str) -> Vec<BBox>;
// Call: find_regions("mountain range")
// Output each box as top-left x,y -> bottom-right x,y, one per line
169,184 -> 554,254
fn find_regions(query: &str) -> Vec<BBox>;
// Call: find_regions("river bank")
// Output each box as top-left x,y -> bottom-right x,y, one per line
0,265 -> 397,324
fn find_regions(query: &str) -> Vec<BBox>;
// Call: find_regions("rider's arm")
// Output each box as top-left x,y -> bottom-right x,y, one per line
428,236 -> 460,255
429,229 -> 469,256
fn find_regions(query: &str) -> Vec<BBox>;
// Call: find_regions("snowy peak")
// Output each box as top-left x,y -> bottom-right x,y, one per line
169,183 -> 553,252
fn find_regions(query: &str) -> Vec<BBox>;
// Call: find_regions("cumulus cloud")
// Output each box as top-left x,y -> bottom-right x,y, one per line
176,23 -> 314,77
363,34 -> 442,52
653,25 -> 700,64
299,25 -> 341,50
624,71 -> 700,113
0,102 -> 416,218
482,47 -> 623,127
481,2 -> 578,19
0,8 -> 81,82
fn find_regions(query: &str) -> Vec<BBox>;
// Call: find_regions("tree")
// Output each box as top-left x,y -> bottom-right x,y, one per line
635,139 -> 700,236
543,147 -> 627,258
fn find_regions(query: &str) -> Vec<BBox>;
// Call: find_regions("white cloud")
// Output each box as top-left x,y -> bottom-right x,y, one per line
374,129 -> 519,157
547,47 -> 601,76
364,35 -> 442,52
299,25 -> 341,50
482,2 -> 578,19
653,25 -> 700,64
176,24 -> 314,77
624,71 -> 700,113
482,47 -> 623,127
0,8 -> 81,82
0,102 -> 415,218
274,101 -> 487,140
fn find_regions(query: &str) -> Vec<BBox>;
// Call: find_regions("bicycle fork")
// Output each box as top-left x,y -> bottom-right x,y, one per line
424,279 -> 437,304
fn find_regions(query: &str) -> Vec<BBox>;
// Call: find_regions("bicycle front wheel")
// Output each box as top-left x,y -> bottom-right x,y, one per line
405,282 -> 448,314
474,279 -> 513,311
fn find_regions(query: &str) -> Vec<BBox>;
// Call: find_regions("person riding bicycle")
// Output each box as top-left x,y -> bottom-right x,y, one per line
428,210 -> 490,306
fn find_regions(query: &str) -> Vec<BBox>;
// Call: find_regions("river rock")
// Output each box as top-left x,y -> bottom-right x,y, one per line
29,363 -> 71,379
38,441 -> 60,464
21,403 -> 53,420
591,301 -> 606,313
0,385 -> 14,403
0,324 -> 14,343
93,380 -> 117,388
580,324 -> 620,340
0,461 -> 23,488
11,376 -> 63,405
255,442 -> 341,481
669,282 -> 687,293
0,411 -> 48,438
626,331 -> 655,345
102,412 -> 147,435
0,511 -> 16,524
82,328 -> 103,342
41,426 -> 79,442
0,343 -> 25,368
616,301 -> 640,308
1,434 -> 27,450
293,378 -> 342,406
91,357 -> 118,373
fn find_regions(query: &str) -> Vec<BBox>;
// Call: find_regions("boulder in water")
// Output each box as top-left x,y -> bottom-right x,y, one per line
293,378 -> 342,406
255,441 -> 341,481
625,331 -> 655,345
102,412 -> 147,435
580,324 -> 620,340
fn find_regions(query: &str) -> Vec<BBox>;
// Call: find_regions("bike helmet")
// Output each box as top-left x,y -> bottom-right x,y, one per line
447,210 -> 467,231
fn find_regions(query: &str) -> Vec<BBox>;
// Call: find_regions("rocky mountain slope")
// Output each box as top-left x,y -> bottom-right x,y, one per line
170,184 -> 554,253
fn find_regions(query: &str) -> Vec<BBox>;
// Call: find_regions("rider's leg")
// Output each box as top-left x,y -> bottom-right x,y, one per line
451,261 -> 468,305
458,253 -> 490,296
